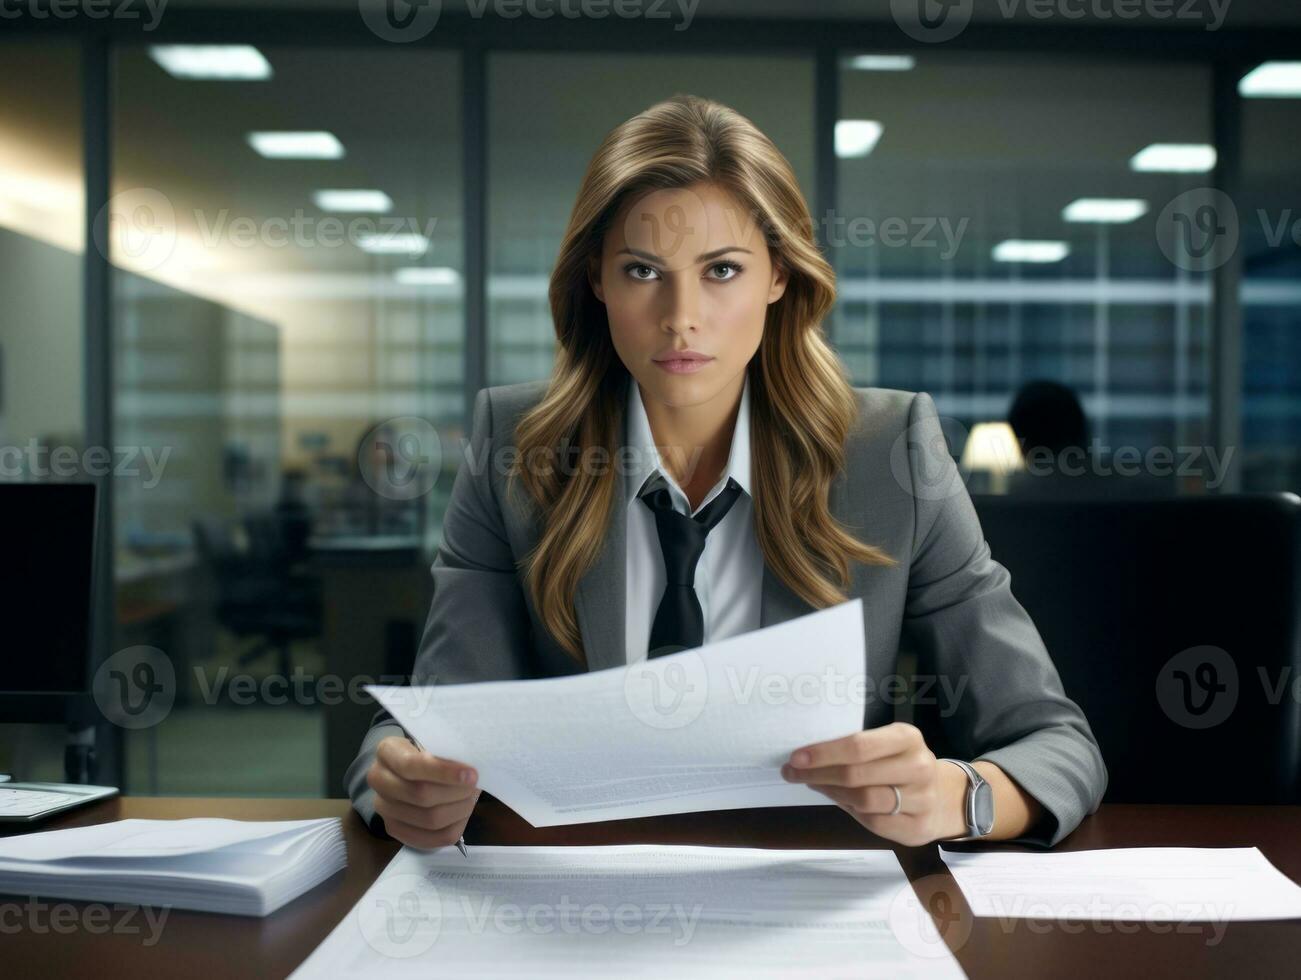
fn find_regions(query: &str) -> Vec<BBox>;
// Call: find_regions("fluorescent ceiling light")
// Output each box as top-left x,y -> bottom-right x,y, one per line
1239,62 -> 1301,97
247,131 -> 345,159
846,54 -> 915,71
394,267 -> 461,285
835,120 -> 884,158
1062,198 -> 1150,223
992,240 -> 1070,263
313,190 -> 393,213
148,45 -> 273,80
357,233 -> 429,256
1129,143 -> 1216,173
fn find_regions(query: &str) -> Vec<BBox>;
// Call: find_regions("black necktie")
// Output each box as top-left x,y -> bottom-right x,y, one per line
638,473 -> 744,659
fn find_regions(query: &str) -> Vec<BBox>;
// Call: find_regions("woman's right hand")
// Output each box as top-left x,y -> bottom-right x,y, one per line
366,735 -> 481,849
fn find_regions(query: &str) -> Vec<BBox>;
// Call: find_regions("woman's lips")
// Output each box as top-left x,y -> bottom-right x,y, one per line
653,356 -> 714,374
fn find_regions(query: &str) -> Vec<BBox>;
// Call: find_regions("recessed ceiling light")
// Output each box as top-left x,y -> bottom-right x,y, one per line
992,240 -> 1070,263
394,267 -> 461,285
1129,143 -> 1216,173
357,233 -> 429,256
1239,61 -> 1301,98
835,120 -> 884,158
247,131 -> 345,160
148,45 -> 273,80
313,190 -> 393,213
846,54 -> 916,71
1062,198 -> 1150,223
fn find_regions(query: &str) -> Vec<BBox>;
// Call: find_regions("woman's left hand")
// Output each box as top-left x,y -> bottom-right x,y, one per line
781,721 -> 968,846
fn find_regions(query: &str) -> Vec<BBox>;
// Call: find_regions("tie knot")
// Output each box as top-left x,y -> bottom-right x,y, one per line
638,473 -> 743,533
638,473 -> 744,588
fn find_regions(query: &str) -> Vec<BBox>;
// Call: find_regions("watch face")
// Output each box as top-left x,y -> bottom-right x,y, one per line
972,782 -> 995,836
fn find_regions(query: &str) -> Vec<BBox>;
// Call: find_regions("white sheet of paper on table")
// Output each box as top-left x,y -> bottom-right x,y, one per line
940,845 -> 1301,923
289,843 -> 968,979
365,598 -> 867,826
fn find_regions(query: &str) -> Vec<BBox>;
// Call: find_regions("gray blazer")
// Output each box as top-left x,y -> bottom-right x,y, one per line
346,377 -> 1107,847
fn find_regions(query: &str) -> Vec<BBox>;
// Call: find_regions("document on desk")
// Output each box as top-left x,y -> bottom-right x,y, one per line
366,598 -> 866,827
0,817 -> 346,916
940,846 -> 1301,922
289,843 -> 966,979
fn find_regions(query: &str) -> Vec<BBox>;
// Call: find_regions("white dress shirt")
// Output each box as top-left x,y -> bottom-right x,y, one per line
624,373 -> 763,664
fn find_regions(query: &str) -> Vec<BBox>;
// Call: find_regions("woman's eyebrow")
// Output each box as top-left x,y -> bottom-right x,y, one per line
616,246 -> 753,264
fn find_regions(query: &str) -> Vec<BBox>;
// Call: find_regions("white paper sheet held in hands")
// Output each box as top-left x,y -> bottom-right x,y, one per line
940,846 -> 1301,922
289,843 -> 967,980
366,598 -> 866,827
0,817 -> 347,916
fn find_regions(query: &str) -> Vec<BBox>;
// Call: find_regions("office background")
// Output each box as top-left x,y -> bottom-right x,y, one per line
0,0 -> 1298,800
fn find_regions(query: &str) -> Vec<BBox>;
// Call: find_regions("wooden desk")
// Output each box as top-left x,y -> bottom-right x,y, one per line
5,797 -> 1300,978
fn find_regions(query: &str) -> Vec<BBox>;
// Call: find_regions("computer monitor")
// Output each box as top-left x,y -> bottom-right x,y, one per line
0,482 -> 98,722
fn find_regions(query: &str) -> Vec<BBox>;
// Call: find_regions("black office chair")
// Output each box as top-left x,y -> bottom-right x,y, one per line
192,516 -> 322,679
948,493 -> 1301,805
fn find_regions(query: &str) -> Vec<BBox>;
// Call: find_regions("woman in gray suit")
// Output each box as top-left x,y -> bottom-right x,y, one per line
351,94 -> 1106,853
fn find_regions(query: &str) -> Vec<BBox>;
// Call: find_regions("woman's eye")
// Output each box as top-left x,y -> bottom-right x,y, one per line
624,261 -> 741,282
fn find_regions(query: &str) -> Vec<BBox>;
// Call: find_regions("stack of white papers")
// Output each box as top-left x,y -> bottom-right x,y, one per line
940,846 -> 1301,923
0,817 -> 347,916
290,843 -> 967,979
368,599 -> 867,827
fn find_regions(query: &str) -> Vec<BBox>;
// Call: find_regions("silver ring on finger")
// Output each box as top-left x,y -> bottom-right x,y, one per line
889,784 -> 903,816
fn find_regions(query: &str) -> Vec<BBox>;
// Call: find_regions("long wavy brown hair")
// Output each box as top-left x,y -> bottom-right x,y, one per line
508,93 -> 896,663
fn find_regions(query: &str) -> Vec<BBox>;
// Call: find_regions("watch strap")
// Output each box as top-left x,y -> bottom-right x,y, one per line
940,758 -> 990,840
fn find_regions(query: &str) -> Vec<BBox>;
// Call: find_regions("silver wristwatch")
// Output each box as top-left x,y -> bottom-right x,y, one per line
941,759 -> 995,840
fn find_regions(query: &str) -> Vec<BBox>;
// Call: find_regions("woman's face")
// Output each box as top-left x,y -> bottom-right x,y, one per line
590,182 -> 787,411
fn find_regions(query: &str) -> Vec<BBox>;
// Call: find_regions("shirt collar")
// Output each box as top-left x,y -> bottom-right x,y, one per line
624,372 -> 753,512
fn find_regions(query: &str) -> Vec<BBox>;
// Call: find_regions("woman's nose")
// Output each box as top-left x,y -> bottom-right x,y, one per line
660,277 -> 700,334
